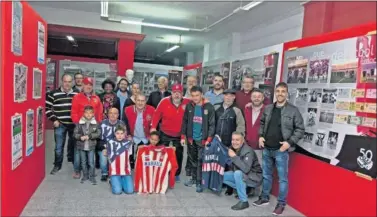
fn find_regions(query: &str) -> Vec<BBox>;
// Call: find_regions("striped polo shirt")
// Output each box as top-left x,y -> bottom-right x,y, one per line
45,87 -> 78,126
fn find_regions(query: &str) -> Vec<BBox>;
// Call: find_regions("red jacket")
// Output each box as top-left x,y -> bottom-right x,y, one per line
71,92 -> 103,123
125,105 -> 155,138
244,105 -> 264,150
151,97 -> 190,137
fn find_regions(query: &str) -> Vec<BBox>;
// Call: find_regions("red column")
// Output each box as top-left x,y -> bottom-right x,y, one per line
117,39 -> 135,76
303,1 -> 377,38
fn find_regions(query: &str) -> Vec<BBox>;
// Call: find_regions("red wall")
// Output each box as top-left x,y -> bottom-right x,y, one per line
1,2 -> 47,216
274,23 -> 377,217
303,1 -> 377,38
117,39 -> 135,77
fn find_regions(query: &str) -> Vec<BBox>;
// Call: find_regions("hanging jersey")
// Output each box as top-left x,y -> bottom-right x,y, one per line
134,146 -> 178,194
106,139 -> 133,176
201,136 -> 230,192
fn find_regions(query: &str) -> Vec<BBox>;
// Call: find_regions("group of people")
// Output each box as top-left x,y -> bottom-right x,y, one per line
45,71 -> 304,216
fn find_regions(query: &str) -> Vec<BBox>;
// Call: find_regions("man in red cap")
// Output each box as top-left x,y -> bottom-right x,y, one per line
71,77 -> 103,178
151,84 -> 190,182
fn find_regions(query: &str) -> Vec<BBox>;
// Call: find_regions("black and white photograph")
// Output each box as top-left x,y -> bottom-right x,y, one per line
202,67 -> 216,85
286,58 -> 308,84
306,108 -> 318,128
258,84 -> 274,105
303,132 -> 314,143
26,109 -> 34,156
295,88 -> 309,107
330,61 -> 357,83
168,70 -> 183,87
321,88 -> 337,109
327,131 -> 339,150
308,59 -> 329,83
308,88 -> 322,106
337,88 -> 351,99
288,88 -> 297,105
37,21 -> 45,64
143,72 -> 154,85
36,107 -> 44,147
230,57 -> 265,90
319,110 -> 335,124
14,63 -> 27,102
315,130 -> 327,147
46,61 -> 56,93
33,68 -> 42,99
11,1 -> 23,56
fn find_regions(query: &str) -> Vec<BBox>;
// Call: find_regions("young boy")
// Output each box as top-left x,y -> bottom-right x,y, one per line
138,131 -> 161,149
73,105 -> 101,185
104,125 -> 134,195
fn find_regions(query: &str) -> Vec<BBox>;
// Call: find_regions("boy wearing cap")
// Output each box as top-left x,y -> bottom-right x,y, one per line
151,84 -> 190,183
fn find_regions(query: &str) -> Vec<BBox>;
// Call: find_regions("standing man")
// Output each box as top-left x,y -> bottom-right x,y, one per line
147,76 -> 171,108
115,78 -> 130,121
181,86 -> 216,193
46,74 -> 79,175
184,75 -> 198,98
235,75 -> 254,110
253,82 -> 304,216
73,72 -> 84,92
125,94 -> 155,168
151,84 -> 190,182
204,74 -> 225,105
244,89 -> 265,163
224,132 -> 262,210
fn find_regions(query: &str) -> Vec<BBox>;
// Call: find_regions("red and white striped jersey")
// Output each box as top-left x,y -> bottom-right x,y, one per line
107,139 -> 133,176
134,146 -> 178,194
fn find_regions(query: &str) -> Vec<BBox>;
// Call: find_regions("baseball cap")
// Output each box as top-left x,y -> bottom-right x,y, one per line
171,84 -> 183,92
223,89 -> 236,95
83,77 -> 94,85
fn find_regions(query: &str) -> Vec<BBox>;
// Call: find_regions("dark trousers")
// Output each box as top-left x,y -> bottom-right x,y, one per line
187,140 -> 204,185
160,132 -> 183,176
54,125 -> 75,168
80,149 -> 95,179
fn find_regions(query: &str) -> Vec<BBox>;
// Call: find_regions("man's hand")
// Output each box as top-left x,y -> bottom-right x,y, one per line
102,149 -> 107,156
279,141 -> 290,152
80,136 -> 87,141
53,120 -> 60,128
245,102 -> 252,108
180,139 -> 186,146
150,128 -> 156,133
259,137 -> 265,148
228,148 -> 236,158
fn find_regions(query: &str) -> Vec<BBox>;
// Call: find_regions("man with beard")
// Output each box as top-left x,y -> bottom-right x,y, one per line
235,75 -> 255,110
147,76 -> 171,108
184,75 -> 198,98
115,78 -> 130,121
253,82 -> 304,216
151,84 -> 190,182
181,86 -> 216,193
98,79 -> 120,120
73,72 -> 84,92
204,74 -> 225,105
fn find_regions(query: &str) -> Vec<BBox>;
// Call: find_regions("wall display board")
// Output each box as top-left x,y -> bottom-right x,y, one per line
183,62 -> 202,88
46,60 -> 56,93
282,34 -> 376,178
58,60 -> 117,94
202,62 -> 230,90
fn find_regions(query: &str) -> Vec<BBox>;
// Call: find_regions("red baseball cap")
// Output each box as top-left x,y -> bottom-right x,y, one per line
82,77 -> 94,85
171,84 -> 183,92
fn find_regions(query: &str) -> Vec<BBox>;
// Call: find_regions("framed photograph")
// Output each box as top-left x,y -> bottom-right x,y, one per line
26,109 -> 34,156
33,68 -> 42,99
309,59 -> 329,84
11,1 -> 23,56
12,114 -> 23,170
14,63 -> 27,102
36,107 -> 44,147
37,21 -> 45,64
287,58 -> 308,84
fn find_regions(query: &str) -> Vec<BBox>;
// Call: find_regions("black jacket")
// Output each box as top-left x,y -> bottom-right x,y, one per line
181,99 -> 216,145
214,103 -> 246,147
147,90 -> 171,108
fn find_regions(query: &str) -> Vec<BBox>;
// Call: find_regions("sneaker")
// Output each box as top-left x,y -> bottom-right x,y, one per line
184,179 -> 195,187
72,172 -> 81,179
231,201 -> 249,211
90,178 -> 97,185
225,187 -> 233,196
246,187 -> 255,197
80,176 -> 89,184
50,166 -> 60,175
101,175 -> 108,182
196,184 -> 203,193
175,176 -> 181,183
252,198 -> 270,206
272,204 -> 285,215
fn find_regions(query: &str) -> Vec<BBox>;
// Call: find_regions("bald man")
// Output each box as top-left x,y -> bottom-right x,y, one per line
184,75 -> 198,98
147,76 -> 171,108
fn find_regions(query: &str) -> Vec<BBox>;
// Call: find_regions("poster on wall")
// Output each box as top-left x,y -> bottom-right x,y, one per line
282,34 -> 376,177
37,21 -> 45,64
36,107 -> 44,147
26,109 -> 34,156
14,63 -> 27,102
46,61 -> 56,93
168,70 -> 183,88
11,1 -> 22,56
12,114 -> 23,170
33,68 -> 42,99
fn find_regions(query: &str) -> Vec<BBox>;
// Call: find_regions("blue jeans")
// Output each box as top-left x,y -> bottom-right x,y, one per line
223,170 -> 257,202
110,175 -> 134,194
98,151 -> 108,176
74,146 -> 81,173
54,125 -> 75,168
80,150 -> 95,178
261,149 -> 289,206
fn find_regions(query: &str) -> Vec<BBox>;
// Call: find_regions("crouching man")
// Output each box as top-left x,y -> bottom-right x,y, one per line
224,131 -> 262,211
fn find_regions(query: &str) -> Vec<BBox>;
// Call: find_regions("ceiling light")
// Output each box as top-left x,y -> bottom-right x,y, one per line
121,20 -> 190,31
165,45 -> 180,52
66,35 -> 75,41
241,1 -> 263,10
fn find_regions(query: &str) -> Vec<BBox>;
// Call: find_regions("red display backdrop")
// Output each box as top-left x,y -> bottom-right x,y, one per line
273,23 -> 377,217
1,2 -> 47,216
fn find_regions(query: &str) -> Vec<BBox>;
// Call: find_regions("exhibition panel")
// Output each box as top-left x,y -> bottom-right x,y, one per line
1,2 -> 47,216
278,22 -> 376,217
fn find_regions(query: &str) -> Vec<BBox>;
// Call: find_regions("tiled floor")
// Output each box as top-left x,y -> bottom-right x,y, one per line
21,130 -> 304,216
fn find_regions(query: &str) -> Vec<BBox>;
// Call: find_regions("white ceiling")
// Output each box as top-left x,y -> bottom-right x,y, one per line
30,1 -> 304,65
